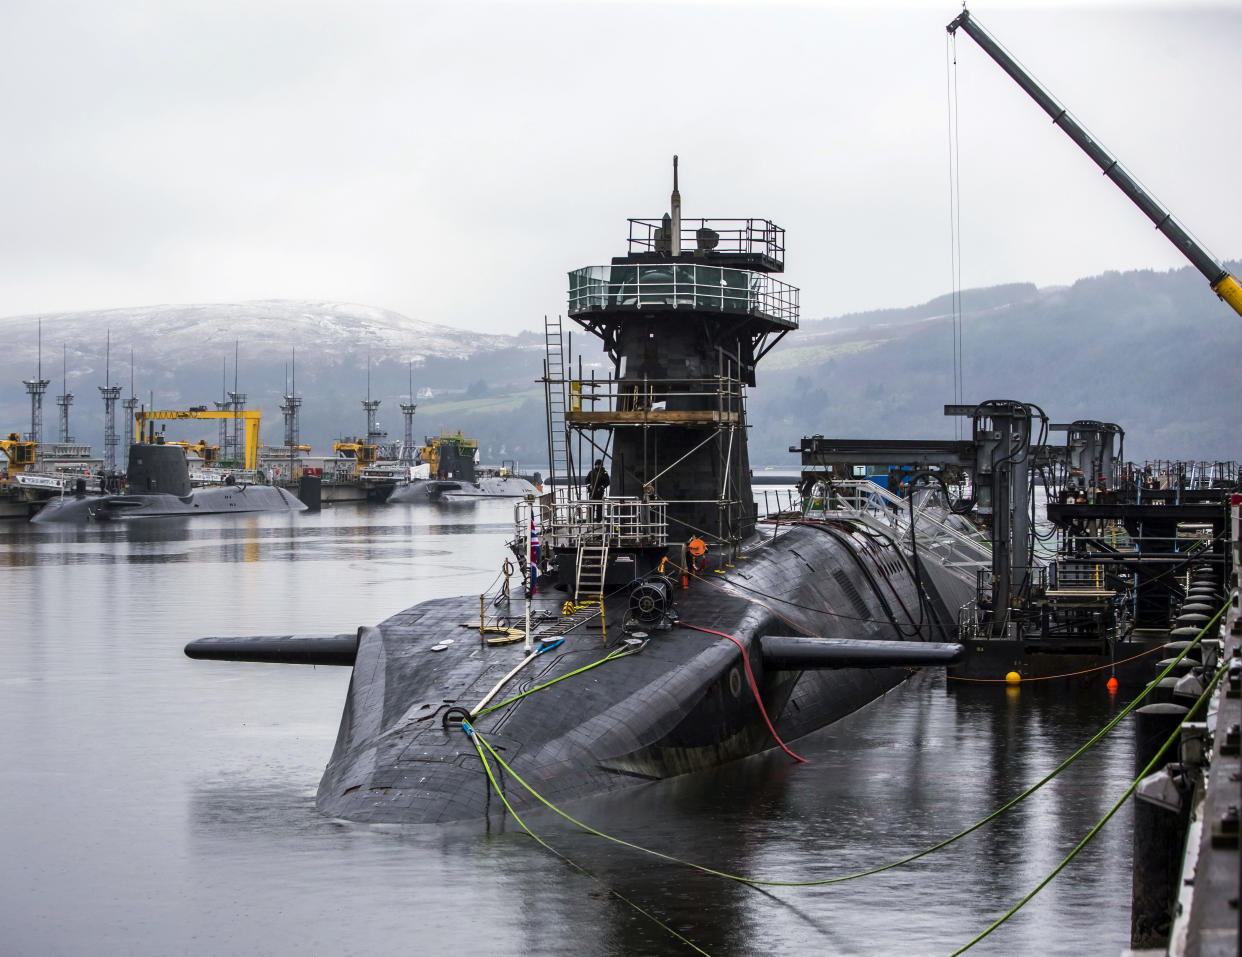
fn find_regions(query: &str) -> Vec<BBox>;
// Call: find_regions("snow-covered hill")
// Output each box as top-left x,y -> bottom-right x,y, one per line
0,300 -> 545,458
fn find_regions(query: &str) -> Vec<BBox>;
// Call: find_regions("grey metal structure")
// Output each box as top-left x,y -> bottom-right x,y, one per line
98,333 -> 123,472
280,353 -> 301,459
946,401 -> 1043,638
793,436 -> 974,471
398,361 -> 416,464
121,394 -> 137,458
1052,420 -> 1123,496
796,401 -> 1048,642
98,385 -> 122,472
398,402 -> 417,463
23,377 -> 49,445
212,398 -> 229,460
23,323 -> 49,445
362,399 -> 382,447
225,391 -> 247,466
280,392 -> 301,451
56,392 -> 73,445
542,314 -> 572,494
55,345 -> 73,444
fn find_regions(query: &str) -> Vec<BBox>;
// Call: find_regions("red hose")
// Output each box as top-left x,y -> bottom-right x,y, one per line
682,623 -> 806,764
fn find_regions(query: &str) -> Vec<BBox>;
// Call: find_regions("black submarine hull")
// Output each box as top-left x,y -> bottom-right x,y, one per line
31,484 -> 306,523
313,521 -> 973,824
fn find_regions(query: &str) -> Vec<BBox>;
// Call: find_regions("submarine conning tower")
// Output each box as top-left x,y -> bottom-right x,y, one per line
564,158 -> 798,549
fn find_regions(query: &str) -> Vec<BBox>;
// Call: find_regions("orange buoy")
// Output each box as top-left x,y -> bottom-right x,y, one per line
1107,676 -> 1119,693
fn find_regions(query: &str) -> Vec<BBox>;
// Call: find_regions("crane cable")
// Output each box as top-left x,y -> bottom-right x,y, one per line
946,28 -> 965,438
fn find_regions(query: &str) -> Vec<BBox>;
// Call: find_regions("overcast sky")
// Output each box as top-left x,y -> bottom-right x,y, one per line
3,0 -> 1239,335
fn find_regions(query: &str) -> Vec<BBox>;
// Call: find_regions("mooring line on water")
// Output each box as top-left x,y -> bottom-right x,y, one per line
950,656 -> 1229,955
946,638 -> 1175,683
462,720 -> 713,957
459,607 -> 1224,892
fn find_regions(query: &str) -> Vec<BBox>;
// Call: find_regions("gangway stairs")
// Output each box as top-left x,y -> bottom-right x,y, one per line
543,314 -> 573,494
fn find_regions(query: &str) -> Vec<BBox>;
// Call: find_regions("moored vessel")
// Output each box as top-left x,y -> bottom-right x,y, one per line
33,440 -> 304,522
187,163 -> 978,824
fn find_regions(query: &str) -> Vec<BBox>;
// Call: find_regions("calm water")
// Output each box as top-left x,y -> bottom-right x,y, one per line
0,501 -> 1138,956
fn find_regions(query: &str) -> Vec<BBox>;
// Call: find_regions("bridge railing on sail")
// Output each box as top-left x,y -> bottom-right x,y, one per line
567,264 -> 799,329
625,217 -> 786,265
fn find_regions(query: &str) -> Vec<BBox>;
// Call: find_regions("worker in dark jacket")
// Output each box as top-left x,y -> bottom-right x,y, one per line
586,459 -> 609,521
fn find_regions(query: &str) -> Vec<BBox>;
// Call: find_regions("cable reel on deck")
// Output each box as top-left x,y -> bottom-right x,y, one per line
625,573 -> 678,633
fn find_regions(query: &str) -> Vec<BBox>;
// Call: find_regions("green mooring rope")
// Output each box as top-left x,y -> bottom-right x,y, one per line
472,640 -> 645,718
463,720 -> 712,956
466,604 -> 1225,888
951,652 -> 1229,954
465,594 -> 1230,954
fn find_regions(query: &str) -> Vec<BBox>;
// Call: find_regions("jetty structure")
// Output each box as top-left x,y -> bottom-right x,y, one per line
186,162 -> 978,825
0,328 -> 104,518
938,11 -> 1240,953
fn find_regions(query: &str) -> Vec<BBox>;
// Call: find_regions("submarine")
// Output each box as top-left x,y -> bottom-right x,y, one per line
187,164 -> 978,824
33,441 -> 304,522
388,432 -> 540,503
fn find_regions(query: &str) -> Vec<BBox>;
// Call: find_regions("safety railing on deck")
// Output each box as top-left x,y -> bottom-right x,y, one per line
541,495 -> 668,550
807,479 -> 993,567
568,375 -> 745,418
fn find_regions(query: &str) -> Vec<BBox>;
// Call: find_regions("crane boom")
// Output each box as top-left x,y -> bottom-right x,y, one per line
946,8 -> 1242,319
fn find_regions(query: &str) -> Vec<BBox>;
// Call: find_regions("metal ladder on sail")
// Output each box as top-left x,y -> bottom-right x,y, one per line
543,314 -> 572,493
574,532 -> 609,607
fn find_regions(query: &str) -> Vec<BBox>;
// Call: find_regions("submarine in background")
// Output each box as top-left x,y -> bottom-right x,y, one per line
33,440 -> 304,522
388,431 -> 541,503
187,162 -> 979,824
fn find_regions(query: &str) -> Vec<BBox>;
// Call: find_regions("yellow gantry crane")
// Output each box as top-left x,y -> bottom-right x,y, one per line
134,409 -> 261,471
947,8 -> 1242,319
